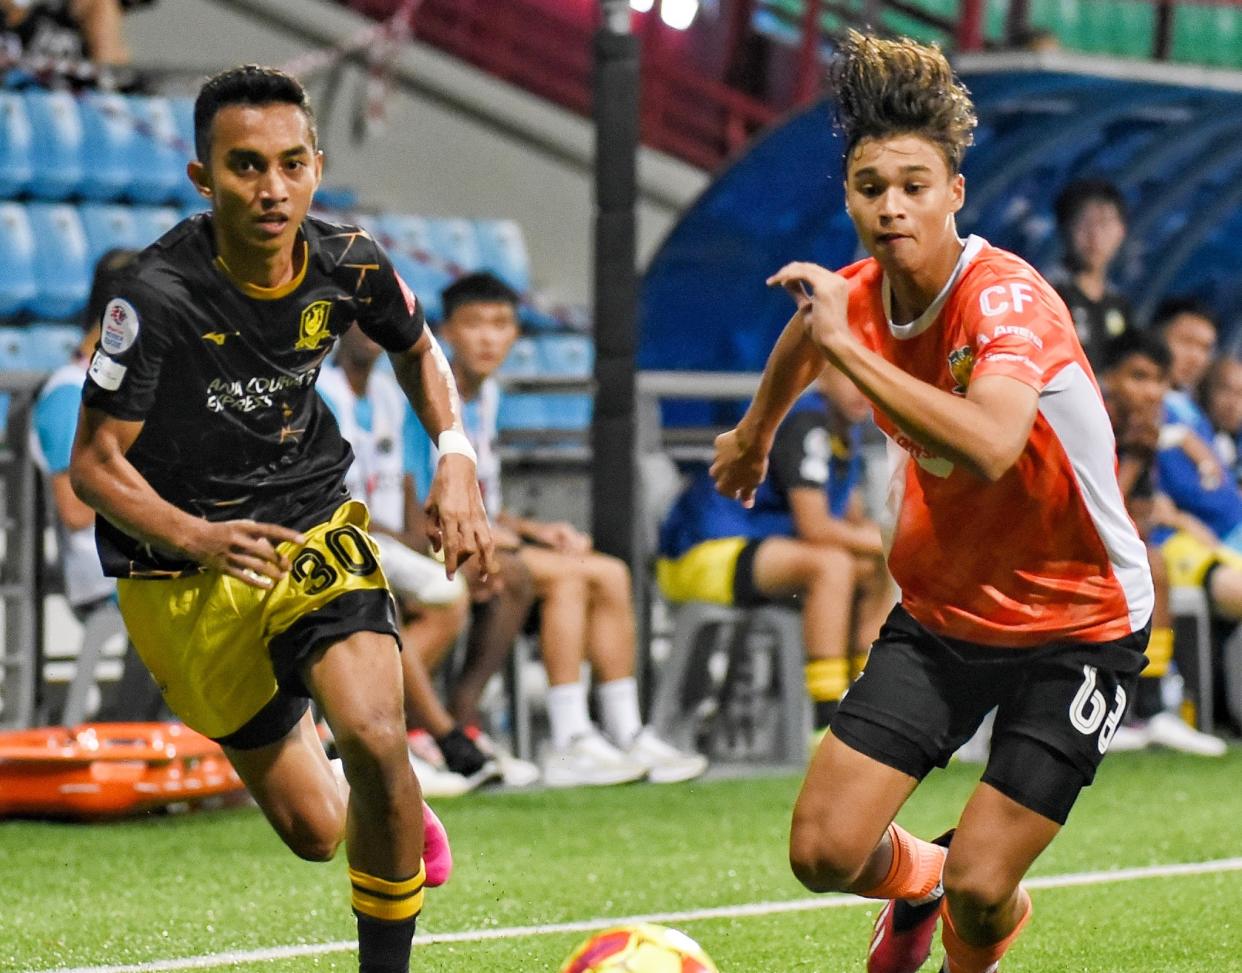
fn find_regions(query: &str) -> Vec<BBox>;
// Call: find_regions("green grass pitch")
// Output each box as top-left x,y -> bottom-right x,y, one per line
3,748 -> 1240,972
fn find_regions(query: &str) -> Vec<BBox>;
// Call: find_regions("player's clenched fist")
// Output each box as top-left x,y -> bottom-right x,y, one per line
766,262 -> 852,359
711,424 -> 770,510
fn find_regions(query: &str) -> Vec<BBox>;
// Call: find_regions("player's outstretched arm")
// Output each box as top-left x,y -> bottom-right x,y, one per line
711,291 -> 829,507
390,327 -> 498,580
69,407 -> 303,587
768,261 -> 1039,482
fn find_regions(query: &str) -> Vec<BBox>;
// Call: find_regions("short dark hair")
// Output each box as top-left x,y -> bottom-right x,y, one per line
193,65 -> 316,162
1053,178 -> 1127,230
1099,328 -> 1170,376
441,272 -> 520,320
83,248 -> 139,331
830,30 -> 977,174
1152,296 -> 1219,333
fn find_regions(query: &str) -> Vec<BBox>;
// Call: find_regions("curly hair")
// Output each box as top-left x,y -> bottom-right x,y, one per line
830,31 -> 977,174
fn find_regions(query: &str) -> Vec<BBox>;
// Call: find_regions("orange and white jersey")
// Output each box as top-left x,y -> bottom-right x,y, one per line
840,235 -> 1152,647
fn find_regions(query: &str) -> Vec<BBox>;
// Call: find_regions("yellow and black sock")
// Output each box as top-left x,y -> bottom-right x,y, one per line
805,657 -> 850,730
1135,627 -> 1174,720
351,861 -> 424,973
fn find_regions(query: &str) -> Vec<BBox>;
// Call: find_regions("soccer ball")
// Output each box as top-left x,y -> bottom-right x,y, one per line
559,923 -> 719,972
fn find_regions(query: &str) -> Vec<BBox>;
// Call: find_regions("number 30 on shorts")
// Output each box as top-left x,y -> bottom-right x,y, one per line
290,525 -> 380,594
1069,664 -> 1127,755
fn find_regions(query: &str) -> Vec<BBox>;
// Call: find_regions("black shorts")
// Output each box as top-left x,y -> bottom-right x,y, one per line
732,538 -> 799,610
833,605 -> 1149,824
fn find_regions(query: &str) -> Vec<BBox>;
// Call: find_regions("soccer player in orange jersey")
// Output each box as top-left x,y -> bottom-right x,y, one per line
712,33 -> 1153,973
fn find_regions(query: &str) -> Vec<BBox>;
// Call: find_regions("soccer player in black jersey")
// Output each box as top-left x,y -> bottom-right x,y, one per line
69,65 -> 496,973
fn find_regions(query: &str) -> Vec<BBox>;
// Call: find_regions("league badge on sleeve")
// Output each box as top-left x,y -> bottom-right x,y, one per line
100,299 -> 140,356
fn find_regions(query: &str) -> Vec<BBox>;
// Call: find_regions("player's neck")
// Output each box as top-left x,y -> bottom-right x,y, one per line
341,360 -> 372,397
885,236 -> 964,324
451,361 -> 484,401
1073,268 -> 1108,302
214,232 -> 304,292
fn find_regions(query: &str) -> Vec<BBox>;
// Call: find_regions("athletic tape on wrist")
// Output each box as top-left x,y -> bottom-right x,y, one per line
437,430 -> 478,464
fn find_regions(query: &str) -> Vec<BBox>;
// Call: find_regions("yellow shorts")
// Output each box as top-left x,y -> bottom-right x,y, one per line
118,500 -> 398,746
1160,529 -> 1242,590
656,537 -> 749,605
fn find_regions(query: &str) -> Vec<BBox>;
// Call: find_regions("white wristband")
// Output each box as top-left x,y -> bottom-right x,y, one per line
437,429 -> 477,465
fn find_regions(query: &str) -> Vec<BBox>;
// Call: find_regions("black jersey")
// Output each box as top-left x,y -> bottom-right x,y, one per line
81,214 -> 426,578
1050,271 -> 1132,370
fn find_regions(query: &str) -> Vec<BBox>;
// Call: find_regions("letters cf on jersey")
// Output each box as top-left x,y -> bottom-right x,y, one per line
979,282 -> 1035,317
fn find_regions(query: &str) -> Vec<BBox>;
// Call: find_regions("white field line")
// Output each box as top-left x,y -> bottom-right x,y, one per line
38,856 -> 1242,973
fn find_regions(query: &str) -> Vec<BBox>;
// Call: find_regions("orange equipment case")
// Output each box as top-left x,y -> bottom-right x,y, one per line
0,722 -> 246,819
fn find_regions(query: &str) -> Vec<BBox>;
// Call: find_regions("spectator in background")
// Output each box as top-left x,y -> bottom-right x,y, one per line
657,364 -> 892,739
1096,330 -> 1225,755
0,0 -> 131,67
30,248 -> 164,721
414,272 -> 708,788
317,324 -> 508,796
1050,178 -> 1132,368
1202,355 -> 1242,486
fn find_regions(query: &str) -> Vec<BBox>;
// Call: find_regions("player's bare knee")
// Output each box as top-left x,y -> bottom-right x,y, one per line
283,818 -> 344,862
942,857 -> 1016,915
788,817 -> 864,892
591,553 -> 632,596
332,718 -> 408,783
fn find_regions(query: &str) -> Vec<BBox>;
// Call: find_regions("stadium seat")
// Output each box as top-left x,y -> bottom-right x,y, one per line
25,90 -> 84,200
27,203 -> 91,321
24,323 -> 82,371
377,214 -> 452,322
0,202 -> 38,318
79,202 -> 143,267
543,393 -> 592,430
78,93 -> 138,201
536,334 -> 593,377
170,97 -> 203,206
426,217 -> 482,275
474,218 -> 531,294
497,336 -> 541,378
0,326 -> 28,370
0,92 -> 34,199
496,392 -> 549,431
127,96 -> 187,204
131,206 -> 182,247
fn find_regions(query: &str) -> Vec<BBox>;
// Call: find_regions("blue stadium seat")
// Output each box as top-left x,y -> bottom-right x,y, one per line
25,323 -> 82,370
127,96 -> 186,204
426,217 -> 482,275
78,93 -> 138,201
497,392 -> 549,431
377,214 -> 452,322
131,205 -> 182,247
542,393 -> 592,430
170,97 -> 203,206
0,326 -> 28,370
27,203 -> 90,320
0,92 -> 34,199
25,90 -> 83,200
537,334 -> 593,377
497,337 -> 541,378
0,203 -> 38,317
474,218 -> 531,293
79,202 -> 144,268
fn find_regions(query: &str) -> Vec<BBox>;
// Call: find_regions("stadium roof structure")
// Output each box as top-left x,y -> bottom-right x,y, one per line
640,53 -> 1242,375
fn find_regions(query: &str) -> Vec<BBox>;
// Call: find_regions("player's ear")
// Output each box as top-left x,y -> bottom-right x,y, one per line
949,173 -> 965,214
314,149 -> 325,185
187,160 -> 212,199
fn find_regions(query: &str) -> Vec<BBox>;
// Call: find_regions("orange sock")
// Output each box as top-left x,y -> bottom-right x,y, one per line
941,888 -> 1032,973
857,823 -> 947,901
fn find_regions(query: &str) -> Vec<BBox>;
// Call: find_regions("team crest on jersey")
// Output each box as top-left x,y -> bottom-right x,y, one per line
295,300 -> 333,351
947,344 -> 975,394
